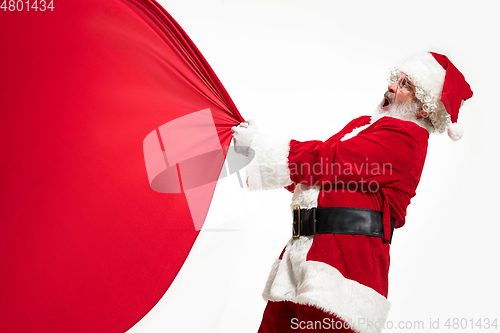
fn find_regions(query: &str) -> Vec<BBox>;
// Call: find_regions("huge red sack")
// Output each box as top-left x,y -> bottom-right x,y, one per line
0,1 -> 243,332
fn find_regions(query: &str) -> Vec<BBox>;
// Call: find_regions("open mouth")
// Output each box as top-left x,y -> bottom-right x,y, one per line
381,91 -> 394,110
381,97 -> 390,109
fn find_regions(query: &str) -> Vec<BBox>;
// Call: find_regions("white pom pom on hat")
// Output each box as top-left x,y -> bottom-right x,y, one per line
447,122 -> 464,141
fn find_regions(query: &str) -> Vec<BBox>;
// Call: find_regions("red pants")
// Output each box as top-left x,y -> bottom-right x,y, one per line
258,301 -> 355,333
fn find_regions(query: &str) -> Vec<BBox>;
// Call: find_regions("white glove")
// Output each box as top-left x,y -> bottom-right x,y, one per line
231,119 -> 258,156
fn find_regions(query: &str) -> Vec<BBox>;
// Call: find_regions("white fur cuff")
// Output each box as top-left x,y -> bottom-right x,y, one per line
245,132 -> 293,191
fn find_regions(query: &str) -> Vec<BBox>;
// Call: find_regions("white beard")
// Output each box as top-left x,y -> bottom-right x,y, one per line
374,100 -> 433,132
377,100 -> 421,121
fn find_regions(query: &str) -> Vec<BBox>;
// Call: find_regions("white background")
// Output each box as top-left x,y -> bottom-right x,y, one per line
129,1 -> 500,332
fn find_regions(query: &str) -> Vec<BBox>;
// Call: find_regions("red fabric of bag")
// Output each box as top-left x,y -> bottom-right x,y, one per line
0,1 -> 243,332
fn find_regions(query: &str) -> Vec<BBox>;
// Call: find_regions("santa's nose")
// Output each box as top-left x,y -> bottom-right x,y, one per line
388,81 -> 397,93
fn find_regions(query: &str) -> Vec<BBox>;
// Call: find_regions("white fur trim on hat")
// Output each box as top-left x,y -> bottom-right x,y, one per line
396,52 -> 446,101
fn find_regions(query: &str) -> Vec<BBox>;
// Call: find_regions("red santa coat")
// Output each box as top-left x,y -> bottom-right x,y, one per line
246,115 -> 429,333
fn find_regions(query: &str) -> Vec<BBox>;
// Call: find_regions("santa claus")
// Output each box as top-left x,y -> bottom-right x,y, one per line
232,52 -> 472,333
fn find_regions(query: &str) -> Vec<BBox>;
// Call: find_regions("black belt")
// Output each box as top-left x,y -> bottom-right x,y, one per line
292,206 -> 396,243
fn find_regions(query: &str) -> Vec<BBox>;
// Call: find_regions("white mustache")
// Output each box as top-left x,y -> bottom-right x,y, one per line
384,91 -> 395,104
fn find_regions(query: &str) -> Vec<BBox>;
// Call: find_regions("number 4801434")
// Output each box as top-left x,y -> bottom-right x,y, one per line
1,0 -> 54,11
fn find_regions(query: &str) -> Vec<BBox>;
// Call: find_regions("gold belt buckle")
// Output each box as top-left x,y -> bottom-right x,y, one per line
292,204 -> 301,240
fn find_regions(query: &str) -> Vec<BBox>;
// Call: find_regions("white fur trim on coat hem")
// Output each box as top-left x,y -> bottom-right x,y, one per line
290,184 -> 320,209
245,132 -> 293,191
262,237 -> 391,333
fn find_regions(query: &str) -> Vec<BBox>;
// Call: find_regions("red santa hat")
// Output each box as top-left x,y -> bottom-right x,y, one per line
391,52 -> 473,141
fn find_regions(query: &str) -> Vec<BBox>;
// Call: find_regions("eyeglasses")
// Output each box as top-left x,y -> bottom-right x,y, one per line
393,75 -> 414,92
